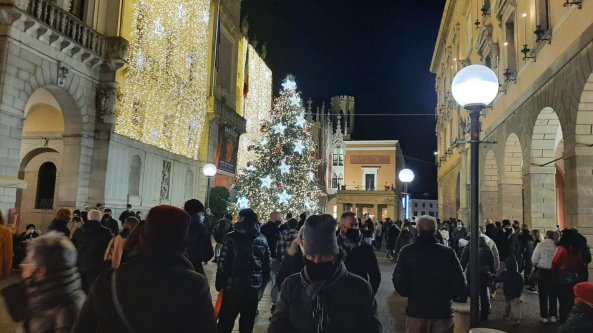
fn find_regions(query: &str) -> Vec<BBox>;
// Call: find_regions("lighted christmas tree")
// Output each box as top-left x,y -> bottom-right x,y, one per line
233,76 -> 324,217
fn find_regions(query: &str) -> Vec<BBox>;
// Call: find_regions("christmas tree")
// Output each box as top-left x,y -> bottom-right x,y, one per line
233,76 -> 324,217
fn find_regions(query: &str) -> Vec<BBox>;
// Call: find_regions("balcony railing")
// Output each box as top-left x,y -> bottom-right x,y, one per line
25,0 -> 105,55
0,0 -> 127,68
335,185 -> 397,192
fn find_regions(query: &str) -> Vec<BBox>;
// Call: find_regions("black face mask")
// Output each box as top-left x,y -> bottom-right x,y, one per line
345,228 -> 362,243
305,259 -> 337,281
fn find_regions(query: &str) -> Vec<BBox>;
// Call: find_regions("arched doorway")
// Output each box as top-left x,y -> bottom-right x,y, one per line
526,107 -> 564,230
16,88 -> 68,231
502,133 -> 523,221
481,150 -> 500,220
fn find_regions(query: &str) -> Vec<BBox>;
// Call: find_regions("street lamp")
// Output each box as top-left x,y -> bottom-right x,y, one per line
202,163 -> 217,209
398,168 -> 415,220
451,64 -> 499,328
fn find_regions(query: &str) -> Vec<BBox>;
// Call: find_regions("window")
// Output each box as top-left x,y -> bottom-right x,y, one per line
413,211 -> 418,216
332,147 -> 344,166
365,173 -> 375,191
422,203 -> 426,208
504,16 -> 517,73
332,173 -> 339,189
421,211 -> 426,216
429,212 -> 435,217
535,0 -> 551,32
429,203 -> 433,208
35,162 -> 57,210
414,203 -> 418,208
70,0 -> 85,20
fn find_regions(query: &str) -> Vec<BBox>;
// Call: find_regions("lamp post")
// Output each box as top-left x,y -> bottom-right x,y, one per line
451,64 -> 499,328
398,168 -> 415,220
202,163 -> 217,209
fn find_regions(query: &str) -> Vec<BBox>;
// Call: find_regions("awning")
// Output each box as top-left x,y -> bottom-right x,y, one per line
0,176 -> 27,189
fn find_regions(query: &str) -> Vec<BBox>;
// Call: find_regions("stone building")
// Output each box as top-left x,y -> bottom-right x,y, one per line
0,0 -> 270,231
307,96 -> 405,220
431,0 -> 593,261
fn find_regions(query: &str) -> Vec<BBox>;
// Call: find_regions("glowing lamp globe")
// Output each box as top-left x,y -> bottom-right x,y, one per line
399,169 -> 415,183
202,163 -> 217,177
451,65 -> 499,108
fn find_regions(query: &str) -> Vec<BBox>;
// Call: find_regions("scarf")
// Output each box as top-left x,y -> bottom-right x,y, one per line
299,261 -> 348,333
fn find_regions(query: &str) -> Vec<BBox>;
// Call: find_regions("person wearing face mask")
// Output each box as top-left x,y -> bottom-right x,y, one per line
394,224 -> 416,261
183,199 -> 213,275
451,220 -> 468,255
216,208 -> 270,333
393,215 -> 466,333
100,208 -> 120,236
269,214 -> 381,333
337,212 -> 381,294
1,232 -> 85,333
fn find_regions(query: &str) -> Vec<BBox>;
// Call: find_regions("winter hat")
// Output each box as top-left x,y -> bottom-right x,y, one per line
303,214 -> 339,256
183,199 -> 205,216
143,205 -> 191,252
239,208 -> 258,224
286,218 -> 299,230
574,282 -> 593,308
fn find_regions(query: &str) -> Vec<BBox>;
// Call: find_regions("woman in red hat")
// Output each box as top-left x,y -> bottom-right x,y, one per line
557,282 -> 593,333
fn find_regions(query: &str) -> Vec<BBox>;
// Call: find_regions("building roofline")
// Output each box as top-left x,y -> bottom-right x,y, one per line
344,140 -> 399,145
430,0 -> 455,73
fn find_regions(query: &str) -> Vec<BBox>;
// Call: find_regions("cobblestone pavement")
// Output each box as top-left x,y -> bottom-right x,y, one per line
1,250 -> 563,332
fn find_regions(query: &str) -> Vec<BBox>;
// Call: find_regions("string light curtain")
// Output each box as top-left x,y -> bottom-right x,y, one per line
116,0 -> 211,159
237,44 -> 273,171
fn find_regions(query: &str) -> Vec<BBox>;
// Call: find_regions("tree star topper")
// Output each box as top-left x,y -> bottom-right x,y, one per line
282,77 -> 297,91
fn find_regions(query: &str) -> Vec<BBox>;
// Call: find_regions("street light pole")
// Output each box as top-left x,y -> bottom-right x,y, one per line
468,105 -> 482,328
202,163 -> 217,210
206,176 -> 212,209
451,65 -> 499,328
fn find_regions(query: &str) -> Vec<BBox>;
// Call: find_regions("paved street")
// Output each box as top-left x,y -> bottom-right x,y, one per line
0,250 -> 562,332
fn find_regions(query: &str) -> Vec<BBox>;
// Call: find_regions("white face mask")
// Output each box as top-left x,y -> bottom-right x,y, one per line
199,215 -> 205,223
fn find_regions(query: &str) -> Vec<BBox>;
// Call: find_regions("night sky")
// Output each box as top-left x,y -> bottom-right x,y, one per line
242,0 -> 446,199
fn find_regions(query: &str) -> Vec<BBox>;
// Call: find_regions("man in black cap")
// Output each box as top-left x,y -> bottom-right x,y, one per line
216,208 -> 271,333
269,214 -> 382,333
183,199 -> 214,274
73,205 -> 216,333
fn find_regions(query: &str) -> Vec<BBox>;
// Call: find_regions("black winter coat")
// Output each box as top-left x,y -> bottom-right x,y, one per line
100,216 -> 120,236
275,239 -> 304,289
557,304 -> 593,333
269,262 -> 382,333
460,237 -> 496,276
186,216 -> 212,275
215,221 -> 271,292
393,235 -> 466,319
261,221 -> 280,258
1,268 -> 85,333
340,240 -> 381,294
72,251 -> 216,333
72,220 -> 113,273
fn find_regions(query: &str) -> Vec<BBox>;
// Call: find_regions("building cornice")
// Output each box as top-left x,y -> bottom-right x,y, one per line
345,140 -> 399,145
430,0 -> 456,73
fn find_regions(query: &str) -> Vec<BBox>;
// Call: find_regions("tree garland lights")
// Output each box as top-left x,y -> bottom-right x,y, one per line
237,44 -> 273,171
116,0 -> 210,159
233,76 -> 324,218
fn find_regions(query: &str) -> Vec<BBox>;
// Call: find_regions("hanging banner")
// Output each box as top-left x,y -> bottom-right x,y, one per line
216,125 -> 239,174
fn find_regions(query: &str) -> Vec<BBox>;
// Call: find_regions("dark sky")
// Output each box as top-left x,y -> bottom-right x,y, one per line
242,0 -> 445,199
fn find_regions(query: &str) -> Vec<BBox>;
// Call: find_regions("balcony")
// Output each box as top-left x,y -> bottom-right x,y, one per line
0,0 -> 127,69
335,184 -> 397,192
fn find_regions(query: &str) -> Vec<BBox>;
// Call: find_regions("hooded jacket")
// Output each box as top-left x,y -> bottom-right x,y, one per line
269,261 -> 381,333
215,221 -> 271,292
2,268 -> 85,333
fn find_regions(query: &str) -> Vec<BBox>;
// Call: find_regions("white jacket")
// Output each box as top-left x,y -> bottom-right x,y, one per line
532,239 -> 558,270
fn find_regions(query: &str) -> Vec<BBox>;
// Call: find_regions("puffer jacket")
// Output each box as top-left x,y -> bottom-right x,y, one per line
2,268 -> 85,333
557,303 -> 593,333
72,251 -> 216,333
393,235 -> 466,319
215,221 -> 271,292
460,237 -> 496,276
269,261 -> 381,333
532,238 -> 558,269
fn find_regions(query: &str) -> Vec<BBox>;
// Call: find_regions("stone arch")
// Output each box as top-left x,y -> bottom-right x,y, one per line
502,133 -> 523,221
565,72 -> 593,232
524,107 -> 563,230
481,150 -> 500,220
128,155 -> 142,196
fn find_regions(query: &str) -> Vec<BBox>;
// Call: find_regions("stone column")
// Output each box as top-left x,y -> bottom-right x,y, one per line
523,166 -> 557,230
57,134 -> 85,208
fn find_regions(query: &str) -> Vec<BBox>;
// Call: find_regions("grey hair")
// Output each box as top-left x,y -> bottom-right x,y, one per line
87,209 -> 103,221
417,215 -> 437,236
29,232 -> 77,273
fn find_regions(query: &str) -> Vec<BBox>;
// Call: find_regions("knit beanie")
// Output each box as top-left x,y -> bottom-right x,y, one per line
574,282 -> 593,308
303,214 -> 339,256
143,205 -> 191,252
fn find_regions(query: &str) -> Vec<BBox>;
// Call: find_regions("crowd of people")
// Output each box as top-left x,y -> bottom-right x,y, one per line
0,203 -> 592,333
